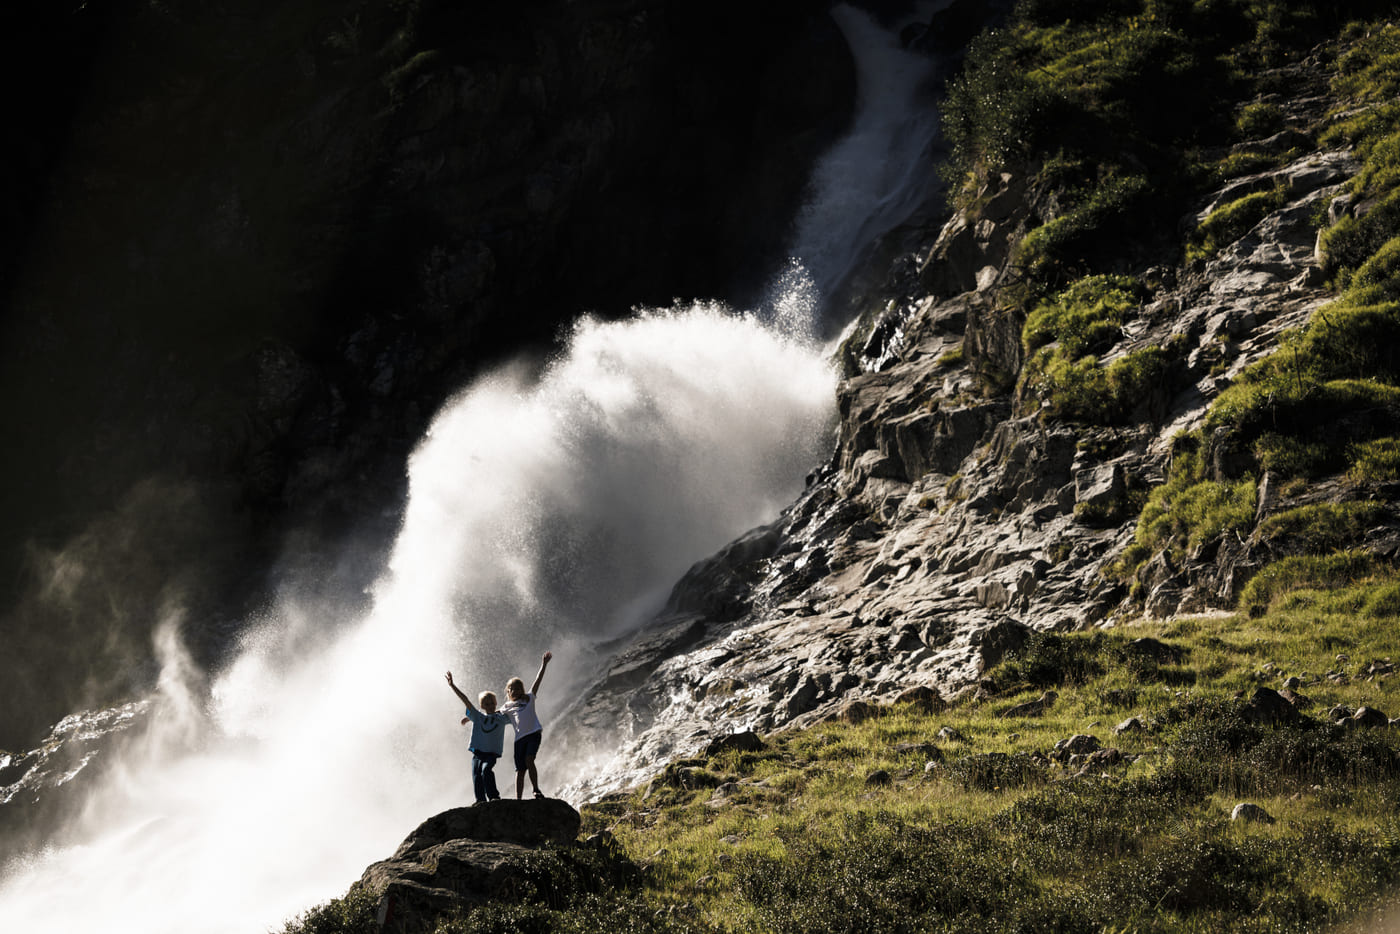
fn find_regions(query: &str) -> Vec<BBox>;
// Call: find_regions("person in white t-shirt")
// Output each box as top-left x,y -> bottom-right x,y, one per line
502,651 -> 552,799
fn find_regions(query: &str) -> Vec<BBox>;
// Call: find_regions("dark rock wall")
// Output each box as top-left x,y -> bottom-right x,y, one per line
0,0 -> 851,748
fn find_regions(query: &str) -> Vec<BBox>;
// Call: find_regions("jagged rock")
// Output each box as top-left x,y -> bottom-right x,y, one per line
1231,802 -> 1276,824
1243,688 -> 1300,725
1113,717 -> 1143,736
1087,747 -> 1122,765
893,685 -> 946,712
1075,463 -> 1125,510
1124,637 -> 1186,664
1352,706 -> 1390,728
704,731 -> 766,757
1002,691 -> 1057,719
389,800 -> 581,856
1328,704 -> 1356,722
1051,734 -> 1100,762
362,800 -> 586,933
894,742 -> 943,761
838,700 -> 881,724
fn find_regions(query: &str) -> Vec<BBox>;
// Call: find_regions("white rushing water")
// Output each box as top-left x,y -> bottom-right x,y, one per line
0,4 -> 944,931
788,1 -> 945,317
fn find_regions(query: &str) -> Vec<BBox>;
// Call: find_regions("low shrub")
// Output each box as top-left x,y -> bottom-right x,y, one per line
986,631 -> 1108,691
278,887 -> 379,934
1019,173 -> 1152,283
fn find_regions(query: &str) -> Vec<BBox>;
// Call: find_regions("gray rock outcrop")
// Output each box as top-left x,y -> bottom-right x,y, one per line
550,49 -> 1385,800
360,799 -> 584,933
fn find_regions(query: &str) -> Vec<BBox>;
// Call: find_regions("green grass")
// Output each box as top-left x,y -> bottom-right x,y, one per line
1016,275 -> 1175,424
1188,185 -> 1290,262
282,600 -> 1400,933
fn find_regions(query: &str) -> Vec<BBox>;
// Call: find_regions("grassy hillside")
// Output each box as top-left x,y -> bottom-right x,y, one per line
288,606 -> 1400,933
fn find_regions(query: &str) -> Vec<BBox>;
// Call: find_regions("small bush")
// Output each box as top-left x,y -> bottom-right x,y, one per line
1321,191 -> 1400,278
279,886 -> 380,934
987,631 -> 1108,691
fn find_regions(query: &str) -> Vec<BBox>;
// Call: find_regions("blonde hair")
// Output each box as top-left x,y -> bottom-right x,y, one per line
506,677 -> 526,699
478,691 -> 497,708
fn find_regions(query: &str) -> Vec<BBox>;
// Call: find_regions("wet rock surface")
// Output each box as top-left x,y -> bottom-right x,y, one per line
554,53 -> 1383,799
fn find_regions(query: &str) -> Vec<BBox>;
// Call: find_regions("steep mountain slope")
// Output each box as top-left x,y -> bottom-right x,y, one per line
557,3 -> 1400,798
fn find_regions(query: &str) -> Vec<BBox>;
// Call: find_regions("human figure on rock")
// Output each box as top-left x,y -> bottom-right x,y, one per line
502,651 -> 552,799
445,671 -> 508,804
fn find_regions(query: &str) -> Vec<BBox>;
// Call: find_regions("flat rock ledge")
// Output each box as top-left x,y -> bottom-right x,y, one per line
360,798 -> 581,932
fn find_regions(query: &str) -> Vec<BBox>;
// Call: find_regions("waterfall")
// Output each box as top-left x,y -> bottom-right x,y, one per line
786,1 -> 946,323
0,5 -> 945,932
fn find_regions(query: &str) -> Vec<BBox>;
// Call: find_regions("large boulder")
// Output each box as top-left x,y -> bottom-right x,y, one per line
361,799 -> 585,933
389,799 -> 581,856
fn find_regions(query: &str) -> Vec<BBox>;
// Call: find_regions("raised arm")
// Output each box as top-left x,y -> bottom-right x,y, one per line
529,651 -> 552,696
445,671 -> 476,713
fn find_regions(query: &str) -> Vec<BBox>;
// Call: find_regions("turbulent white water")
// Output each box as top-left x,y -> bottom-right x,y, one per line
0,305 -> 837,933
0,4 -> 946,932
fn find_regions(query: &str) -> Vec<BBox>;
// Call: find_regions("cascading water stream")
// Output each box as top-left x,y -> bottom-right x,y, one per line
786,1 -> 946,325
0,5 -> 946,932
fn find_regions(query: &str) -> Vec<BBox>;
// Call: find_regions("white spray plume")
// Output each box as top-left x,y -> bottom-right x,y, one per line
0,301 -> 835,934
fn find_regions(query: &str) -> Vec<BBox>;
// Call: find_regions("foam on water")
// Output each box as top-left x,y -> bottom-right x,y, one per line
0,302 -> 836,933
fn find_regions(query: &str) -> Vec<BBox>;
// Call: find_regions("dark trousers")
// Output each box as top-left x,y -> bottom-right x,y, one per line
472,751 -> 501,802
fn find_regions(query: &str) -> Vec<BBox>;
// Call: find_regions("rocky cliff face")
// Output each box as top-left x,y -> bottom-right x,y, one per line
554,49 -> 1387,798
0,0 -> 848,748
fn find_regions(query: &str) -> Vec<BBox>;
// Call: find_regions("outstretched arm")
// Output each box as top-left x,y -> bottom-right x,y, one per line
529,651 -> 553,696
445,671 -> 476,713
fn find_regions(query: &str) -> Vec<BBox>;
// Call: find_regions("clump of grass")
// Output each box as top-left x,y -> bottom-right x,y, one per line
1022,274 -> 1142,357
1017,274 -> 1174,424
1188,185 -> 1290,261
1256,501 -> 1386,552
1238,550 -> 1384,616
1136,473 -> 1258,562
1252,432 -> 1330,478
1236,101 -> 1284,139
1350,436 -> 1400,481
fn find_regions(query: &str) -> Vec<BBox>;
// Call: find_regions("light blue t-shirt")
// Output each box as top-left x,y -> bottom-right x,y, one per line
464,708 -> 508,757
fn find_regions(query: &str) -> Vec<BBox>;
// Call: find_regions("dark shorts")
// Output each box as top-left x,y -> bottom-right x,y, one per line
513,730 -> 542,771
